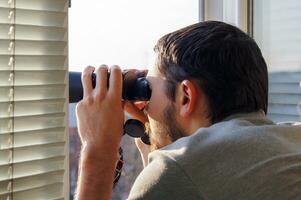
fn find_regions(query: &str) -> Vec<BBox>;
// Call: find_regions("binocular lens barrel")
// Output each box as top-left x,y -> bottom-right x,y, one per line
69,71 -> 151,103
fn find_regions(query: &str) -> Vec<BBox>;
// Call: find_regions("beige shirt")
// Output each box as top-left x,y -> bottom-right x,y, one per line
128,111 -> 301,200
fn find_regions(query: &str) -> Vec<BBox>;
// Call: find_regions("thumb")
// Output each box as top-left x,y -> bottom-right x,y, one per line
124,101 -> 148,123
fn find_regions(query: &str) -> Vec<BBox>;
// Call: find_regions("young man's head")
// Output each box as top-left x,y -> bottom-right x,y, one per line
145,21 -> 268,150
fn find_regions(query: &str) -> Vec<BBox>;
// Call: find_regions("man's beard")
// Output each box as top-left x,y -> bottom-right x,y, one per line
146,102 -> 186,151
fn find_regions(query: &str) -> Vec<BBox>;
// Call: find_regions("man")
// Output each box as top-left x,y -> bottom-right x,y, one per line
75,21 -> 301,200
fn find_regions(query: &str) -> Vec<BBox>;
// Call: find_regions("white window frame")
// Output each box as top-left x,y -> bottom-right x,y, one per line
199,0 -> 251,35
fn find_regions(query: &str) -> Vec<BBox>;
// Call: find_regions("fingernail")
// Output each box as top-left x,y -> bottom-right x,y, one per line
111,65 -> 121,70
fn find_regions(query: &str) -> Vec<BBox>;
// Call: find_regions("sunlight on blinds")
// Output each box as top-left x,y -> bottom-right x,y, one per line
0,0 -> 69,199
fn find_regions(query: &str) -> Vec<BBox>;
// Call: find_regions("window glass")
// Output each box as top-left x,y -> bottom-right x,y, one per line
253,0 -> 301,72
253,0 -> 301,122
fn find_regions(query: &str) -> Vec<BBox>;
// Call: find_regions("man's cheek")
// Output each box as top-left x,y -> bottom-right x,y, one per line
147,117 -> 156,136
147,119 -> 159,146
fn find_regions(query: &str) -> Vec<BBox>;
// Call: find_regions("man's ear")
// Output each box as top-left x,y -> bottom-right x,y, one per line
177,80 -> 198,118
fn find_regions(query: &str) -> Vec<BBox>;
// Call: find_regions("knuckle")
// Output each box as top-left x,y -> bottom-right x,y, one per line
76,101 -> 84,111
85,96 -> 94,105
76,102 -> 82,108
78,96 -> 94,106
95,92 -> 105,101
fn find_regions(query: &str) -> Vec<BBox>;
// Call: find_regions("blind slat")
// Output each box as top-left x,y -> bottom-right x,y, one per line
0,7 -> 67,27
269,83 -> 301,94
0,99 -> 65,118
0,170 -> 64,195
0,156 -> 64,182
0,55 -> 67,71
0,143 -> 65,165
0,0 -> 67,12
0,24 -> 67,41
269,94 -> 301,105
0,127 -> 65,148
0,126 -> 65,134
0,71 -> 66,86
0,40 -> 67,55
269,72 -> 301,83
0,128 -> 65,148
268,103 -> 300,116
0,113 -> 65,134
0,85 -> 66,102
267,113 -> 300,123
0,183 -> 63,200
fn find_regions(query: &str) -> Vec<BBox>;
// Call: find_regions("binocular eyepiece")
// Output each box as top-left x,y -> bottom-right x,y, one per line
69,70 -> 151,103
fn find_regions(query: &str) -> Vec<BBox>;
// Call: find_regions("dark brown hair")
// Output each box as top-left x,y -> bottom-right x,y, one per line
154,21 -> 268,123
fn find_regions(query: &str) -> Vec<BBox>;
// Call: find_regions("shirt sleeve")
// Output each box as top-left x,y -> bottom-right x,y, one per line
127,151 -> 203,200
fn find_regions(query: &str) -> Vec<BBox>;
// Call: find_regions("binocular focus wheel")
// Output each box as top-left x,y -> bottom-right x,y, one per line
123,119 -> 151,145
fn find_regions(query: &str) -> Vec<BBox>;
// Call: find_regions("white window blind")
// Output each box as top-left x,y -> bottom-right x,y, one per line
0,0 -> 69,199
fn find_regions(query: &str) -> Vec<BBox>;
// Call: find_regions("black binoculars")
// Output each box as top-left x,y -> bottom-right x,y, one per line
69,70 -> 151,145
69,70 -> 151,103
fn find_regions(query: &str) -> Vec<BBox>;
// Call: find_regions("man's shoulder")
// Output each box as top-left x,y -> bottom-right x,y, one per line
128,146 -> 204,200
130,114 -> 301,199
148,116 -> 301,199
158,115 -> 301,162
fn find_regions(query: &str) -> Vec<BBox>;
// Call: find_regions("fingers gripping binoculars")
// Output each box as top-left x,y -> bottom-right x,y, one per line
69,70 -> 151,103
69,70 -> 151,144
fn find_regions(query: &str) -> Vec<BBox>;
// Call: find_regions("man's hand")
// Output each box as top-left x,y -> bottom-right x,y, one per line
76,65 -> 124,152
124,101 -> 151,167
75,65 -> 124,200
